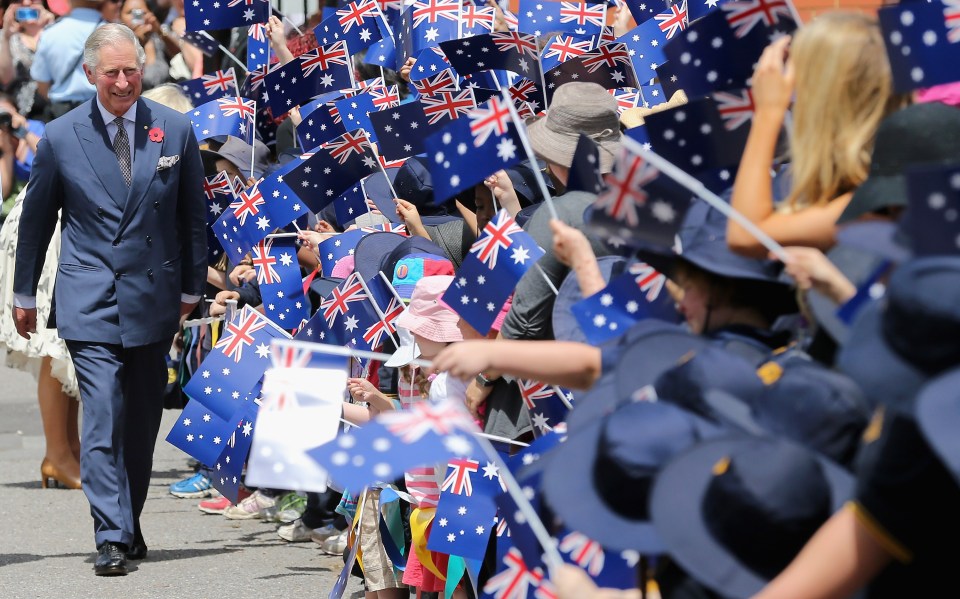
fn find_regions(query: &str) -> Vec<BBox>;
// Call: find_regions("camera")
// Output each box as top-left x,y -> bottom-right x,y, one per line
0,112 -> 11,129
14,7 -> 40,21
130,8 -> 145,26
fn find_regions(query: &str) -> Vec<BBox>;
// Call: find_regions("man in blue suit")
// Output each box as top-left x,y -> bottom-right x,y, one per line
12,24 -> 207,576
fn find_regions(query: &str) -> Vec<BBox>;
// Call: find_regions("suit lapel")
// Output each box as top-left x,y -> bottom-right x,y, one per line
118,100 -> 163,232
74,103 -> 127,210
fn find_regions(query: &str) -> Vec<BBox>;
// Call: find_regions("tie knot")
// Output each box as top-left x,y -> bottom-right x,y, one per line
113,117 -> 125,127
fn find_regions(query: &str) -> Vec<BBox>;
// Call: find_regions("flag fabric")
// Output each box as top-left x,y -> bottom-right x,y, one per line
210,402 -> 259,503
178,68 -> 239,103
428,457 -> 505,560
264,41 -> 355,118
519,379 -> 575,437
517,0 -> 607,38
295,301 -> 345,346
204,171 -> 238,263
640,83 -> 665,106
545,43 -> 639,102
314,0 -> 388,52
364,34 -> 398,68
557,529 -> 640,589
587,143 -> 694,250
609,87 -> 643,115
615,16 -> 671,83
653,0 -> 689,39
439,32 -> 541,82
307,398 -> 481,491
420,87 -> 478,125
462,3 -> 496,36
180,30 -> 220,56
411,68 -> 460,95
539,33 -> 596,72
566,134 -> 605,195
903,160 -> 960,257
370,100 -> 443,161
189,96 -> 256,144
295,100 -> 347,150
318,229 -> 368,276
398,0 -> 461,68
333,181 -> 370,226
507,78 -> 545,116
571,260 -> 681,344
182,306 -> 290,420
879,0 -> 960,93
247,23 -> 270,72
213,180 -> 271,259
332,85 -> 401,141
657,2 -> 797,100
443,209 -> 545,334
183,0 -> 270,32
624,0 -> 670,25
165,399 -> 237,467
643,92 -> 753,173
482,547 -> 551,599
245,363 -> 348,492
408,46 -> 453,84
424,95 -> 525,203
252,237 -> 311,327
361,274 -> 407,350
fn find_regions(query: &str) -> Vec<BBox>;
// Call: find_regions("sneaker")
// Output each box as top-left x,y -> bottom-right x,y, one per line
277,519 -> 320,543
170,472 -> 214,499
320,530 -> 349,555
198,495 -> 232,514
310,524 -> 340,546
263,492 -> 307,523
222,489 -> 276,520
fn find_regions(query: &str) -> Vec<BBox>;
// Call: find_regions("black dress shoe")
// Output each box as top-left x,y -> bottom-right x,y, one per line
126,536 -> 147,560
94,542 -> 128,576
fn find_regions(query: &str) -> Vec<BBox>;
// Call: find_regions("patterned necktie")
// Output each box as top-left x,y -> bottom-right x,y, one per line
113,116 -> 131,186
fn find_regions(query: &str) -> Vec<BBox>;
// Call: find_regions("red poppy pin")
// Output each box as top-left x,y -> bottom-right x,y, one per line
148,127 -> 164,143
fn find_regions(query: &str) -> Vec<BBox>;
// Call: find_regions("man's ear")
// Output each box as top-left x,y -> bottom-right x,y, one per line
82,64 -> 96,86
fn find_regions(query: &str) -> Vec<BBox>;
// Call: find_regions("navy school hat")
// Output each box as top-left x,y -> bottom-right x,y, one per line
362,168 -> 404,224
916,366 -> 960,486
552,255 -> 628,343
382,235 -> 449,281
837,256 -> 960,412
650,435 -> 854,599
352,232 -> 407,286
564,320 -> 711,431
542,400 -> 724,553
703,356 -> 872,467
834,221 -> 911,265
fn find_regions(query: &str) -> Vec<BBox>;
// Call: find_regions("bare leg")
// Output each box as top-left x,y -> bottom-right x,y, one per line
367,589 -> 409,599
38,356 -> 81,483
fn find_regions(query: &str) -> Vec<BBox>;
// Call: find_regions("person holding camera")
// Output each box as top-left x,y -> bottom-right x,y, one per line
0,94 -> 42,204
0,0 -> 55,121
119,0 -> 172,89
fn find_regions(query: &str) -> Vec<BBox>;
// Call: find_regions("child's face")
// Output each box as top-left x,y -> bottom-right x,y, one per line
413,334 -> 448,359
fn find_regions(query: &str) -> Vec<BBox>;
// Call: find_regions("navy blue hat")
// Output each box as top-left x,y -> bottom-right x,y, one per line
834,221 -> 911,265
806,244 -> 892,346
542,400 -> 723,553
704,356 -> 871,467
393,156 -> 464,213
552,255 -> 628,343
308,276 -> 343,302
565,320 -> 710,431
352,232 -> 408,286
838,256 -> 960,412
382,235 -> 450,281
916,366 -> 960,485
363,168 -> 403,223
650,435 -> 854,598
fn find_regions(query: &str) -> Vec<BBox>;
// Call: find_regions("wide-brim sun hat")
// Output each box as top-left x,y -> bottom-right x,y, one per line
393,275 -> 463,343
385,327 -> 422,368
526,82 -> 621,173
650,435 -> 854,599
916,366 -> 960,486
542,399 -> 723,554
353,232 -> 408,286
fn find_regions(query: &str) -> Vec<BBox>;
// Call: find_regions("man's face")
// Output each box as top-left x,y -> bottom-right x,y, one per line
84,42 -> 143,118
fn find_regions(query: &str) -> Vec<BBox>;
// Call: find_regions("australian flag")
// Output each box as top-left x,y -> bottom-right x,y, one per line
411,68 -> 460,95
361,274 -> 407,350
204,171 -> 236,263
428,457 -> 505,560
424,95 -> 525,204
398,0 -> 461,68
420,87 -> 477,125
247,23 -> 270,73
166,399 -> 237,467
190,96 -> 256,144
314,0 -> 388,52
443,209 -> 545,334
252,236 -> 311,327
566,134 -> 605,195
264,41 -> 355,118
571,261 -> 681,344
439,32 -> 541,81
616,14 -> 672,83
508,78 -> 545,116
408,46 -> 453,85
902,160 -> 960,257
879,0 -> 960,93
183,0 -> 270,32
587,140 -> 694,250
462,3 -> 496,36
519,379 -> 574,437
180,30 -> 219,56
182,306 -> 290,421
624,0 -> 671,25
517,0 -> 607,38
557,529 -> 641,590
540,33 -> 595,72
369,100 -> 441,161
296,100 -> 346,150
319,229 -> 368,276
307,398 -> 480,491
643,90 -> 754,173
213,180 -> 271,259
545,43 -> 639,102
179,68 -> 239,103
332,85 -> 401,141
210,402 -> 259,503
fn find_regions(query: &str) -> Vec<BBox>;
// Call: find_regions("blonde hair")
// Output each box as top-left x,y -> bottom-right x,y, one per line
786,12 -> 907,210
142,83 -> 195,114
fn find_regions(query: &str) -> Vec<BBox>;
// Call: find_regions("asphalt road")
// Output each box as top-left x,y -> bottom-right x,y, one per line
0,362 -> 365,598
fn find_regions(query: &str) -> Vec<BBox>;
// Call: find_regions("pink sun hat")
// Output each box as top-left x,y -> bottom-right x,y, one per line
394,275 -> 463,343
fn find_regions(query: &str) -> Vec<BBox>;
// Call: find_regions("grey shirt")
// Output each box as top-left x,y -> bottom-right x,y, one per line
500,190 -> 611,341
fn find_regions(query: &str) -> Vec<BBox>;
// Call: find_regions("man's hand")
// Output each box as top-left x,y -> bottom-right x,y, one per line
210,290 -> 240,317
13,306 -> 36,339
229,263 -> 256,286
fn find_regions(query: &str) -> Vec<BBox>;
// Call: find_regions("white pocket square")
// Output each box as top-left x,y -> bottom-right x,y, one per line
157,155 -> 180,170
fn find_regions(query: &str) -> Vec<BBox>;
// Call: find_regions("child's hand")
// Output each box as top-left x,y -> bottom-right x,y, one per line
430,340 -> 494,381
210,290 -> 240,317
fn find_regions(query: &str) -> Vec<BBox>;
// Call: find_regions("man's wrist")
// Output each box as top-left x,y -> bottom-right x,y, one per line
475,372 -> 501,387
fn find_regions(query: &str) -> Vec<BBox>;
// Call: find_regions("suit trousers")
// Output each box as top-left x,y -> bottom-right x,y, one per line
66,339 -> 169,549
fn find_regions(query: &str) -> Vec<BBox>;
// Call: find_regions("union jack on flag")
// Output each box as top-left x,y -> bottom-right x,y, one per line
337,0 -> 380,32
581,43 -> 633,73
484,548 -> 548,599
215,308 -> 268,363
319,272 -> 368,326
490,31 -> 539,60
441,457 -> 480,495
178,68 -> 239,102
468,95 -> 514,148
462,4 -> 496,36
559,532 -> 605,577
518,379 -> 556,411
217,96 -> 256,120
714,88 -> 755,130
203,171 -> 233,201
229,184 -> 265,227
632,261 -> 667,302
596,154 -> 659,227
420,88 -> 477,125
655,0 -> 688,39
251,238 -> 282,284
301,40 -> 350,77
559,1 -> 606,27
947,0 -> 960,43
411,0 -> 460,28
379,398 -> 479,443
324,129 -> 373,165
470,210 -> 524,270
542,34 -> 593,66
190,95 -> 256,144
721,0 -> 793,38
412,69 -> 460,95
